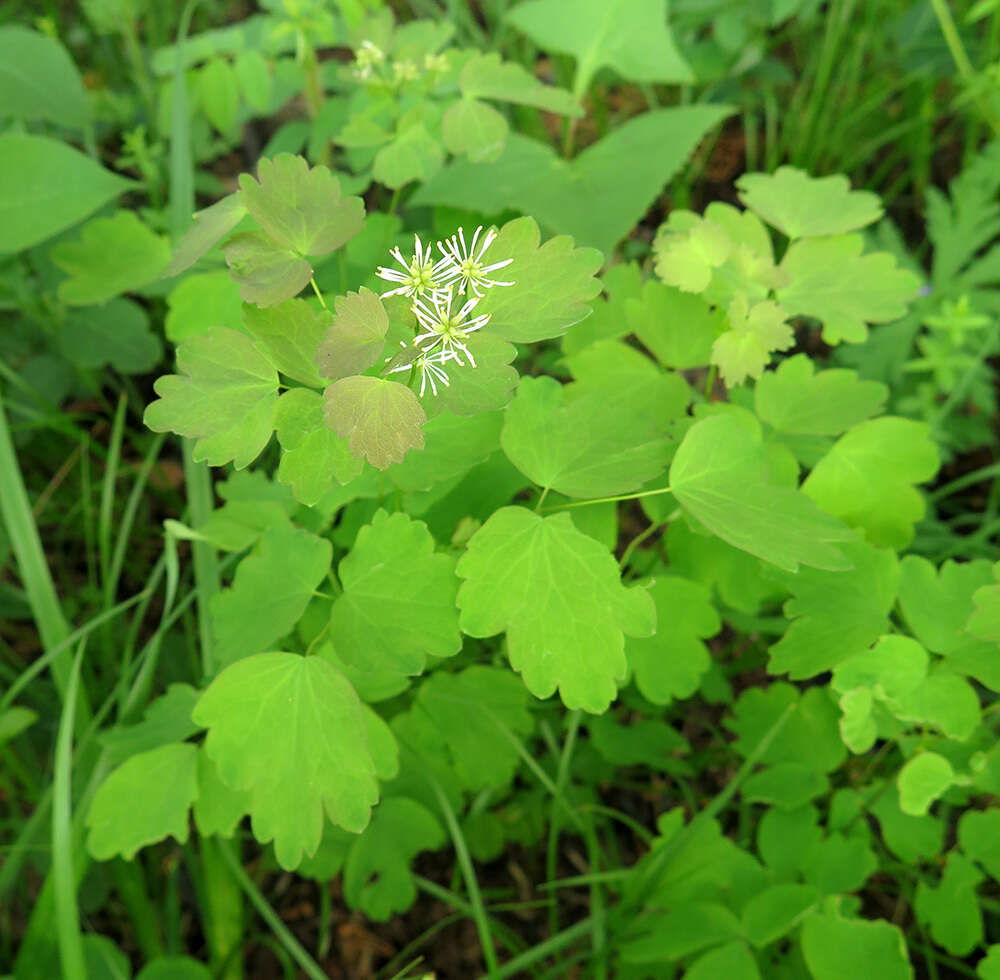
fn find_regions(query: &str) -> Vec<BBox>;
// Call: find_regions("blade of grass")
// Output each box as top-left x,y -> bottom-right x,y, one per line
0,390 -> 90,724
52,642 -> 86,980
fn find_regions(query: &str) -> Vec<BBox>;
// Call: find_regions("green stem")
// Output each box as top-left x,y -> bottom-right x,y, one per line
309,276 -> 329,311
217,842 -> 327,980
429,778 -> 500,979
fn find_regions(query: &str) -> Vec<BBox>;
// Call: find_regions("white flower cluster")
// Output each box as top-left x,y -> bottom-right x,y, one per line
351,40 -> 449,84
376,227 -> 514,396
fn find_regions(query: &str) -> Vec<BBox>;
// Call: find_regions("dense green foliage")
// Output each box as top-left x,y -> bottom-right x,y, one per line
3,2 -> 1000,979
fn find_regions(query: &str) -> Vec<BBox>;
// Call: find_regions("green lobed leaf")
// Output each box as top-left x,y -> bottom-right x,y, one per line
754,355 -> 887,435
473,216 -> 602,343
743,883 -> 820,948
99,683 -> 201,768
801,903 -> 913,980
456,507 -> 656,712
222,231 -> 314,307
459,52 -> 579,115
915,852 -> 984,956
625,574 -> 721,705
979,946 -> 1000,980
51,211 -> 171,306
0,133 -> 133,253
870,788 -> 944,863
623,279 -> 722,369
777,235 -> 921,344
892,671 -> 981,741
728,684 -> 846,773
505,0 -> 692,95
86,742 -> 198,860
323,375 -> 426,469
711,295 -> 794,387
419,331 -> 520,418
959,810 -> 1000,882
389,411 -> 503,492
373,123 -> 445,189
563,262 -> 643,354
968,563 -> 1000,646
198,56 -> 240,136
238,153 -> 365,256
193,747 -> 251,838
243,298 -> 332,387
766,541 -> 899,678
411,107 -> 732,257
736,167 -> 883,238
669,409 -> 856,573
743,763 -> 828,810
441,98 -> 508,163
501,372 -> 683,498
136,958 -> 213,980
621,901 -> 742,962
586,714 -> 688,769
654,214 -> 732,293
163,194 -> 247,278
61,298 -> 162,374
144,326 -> 278,469
411,666 -> 533,792
802,417 -> 938,549
898,752 -> 954,816
210,522 -> 331,670
331,510 -> 461,674
0,26 -> 89,128
314,287 -> 388,381
274,388 -> 363,506
192,652 -> 378,869
343,797 -> 445,920
683,940 -> 761,980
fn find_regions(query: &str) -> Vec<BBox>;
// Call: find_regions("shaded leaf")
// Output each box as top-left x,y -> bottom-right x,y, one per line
323,375 -> 426,469
315,287 -> 388,380
243,298 -> 332,386
223,231 -> 314,307
163,194 -> 247,278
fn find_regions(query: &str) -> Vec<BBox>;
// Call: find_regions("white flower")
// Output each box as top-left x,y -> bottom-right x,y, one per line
437,225 -> 514,298
411,286 -> 490,365
376,235 -> 455,299
387,345 -> 453,397
353,40 -> 385,80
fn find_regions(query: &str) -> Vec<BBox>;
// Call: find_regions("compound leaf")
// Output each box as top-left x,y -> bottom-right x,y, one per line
332,510 -> 461,674
802,418 -> 938,549
456,507 -> 655,712
669,409 -> 855,572
623,279 -> 721,369
210,522 -> 332,670
193,748 -> 251,838
737,167 -> 883,238
968,563 -> 1000,646
192,652 -> 378,869
52,210 -> 170,305
86,742 -> 198,860
144,326 -> 278,469
238,153 -> 365,255
324,376 -> 426,469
